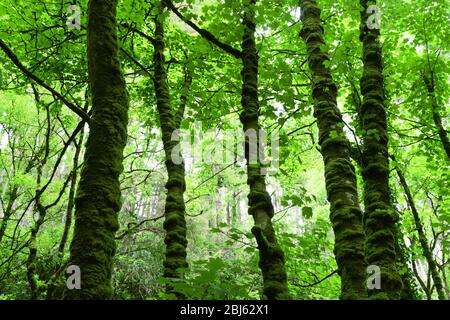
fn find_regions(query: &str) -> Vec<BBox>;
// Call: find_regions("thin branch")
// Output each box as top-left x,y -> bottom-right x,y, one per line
0,39 -> 90,123
292,270 -> 338,288
164,0 -> 242,59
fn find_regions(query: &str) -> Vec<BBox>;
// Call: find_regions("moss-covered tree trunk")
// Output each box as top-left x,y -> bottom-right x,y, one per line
393,159 -> 446,300
351,148 -> 416,300
63,0 -> 129,299
153,4 -> 190,293
299,0 -> 367,299
0,185 -> 18,244
441,250 -> 450,299
359,0 -> 403,299
239,0 -> 290,300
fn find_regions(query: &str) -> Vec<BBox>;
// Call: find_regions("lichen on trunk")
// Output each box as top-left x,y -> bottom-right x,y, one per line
299,0 -> 367,299
63,0 -> 129,299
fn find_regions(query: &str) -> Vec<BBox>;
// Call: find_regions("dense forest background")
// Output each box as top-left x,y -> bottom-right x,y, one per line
0,0 -> 448,300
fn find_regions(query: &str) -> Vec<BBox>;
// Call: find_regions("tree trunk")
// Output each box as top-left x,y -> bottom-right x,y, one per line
239,0 -> 290,300
0,185 -> 18,244
63,0 -> 129,299
59,128 -> 84,254
27,100 -> 51,300
393,159 -> 447,299
153,4 -> 190,294
412,258 -> 431,299
440,250 -> 450,299
26,201 -> 46,300
359,0 -> 402,299
422,72 -> 450,160
299,0 -> 367,299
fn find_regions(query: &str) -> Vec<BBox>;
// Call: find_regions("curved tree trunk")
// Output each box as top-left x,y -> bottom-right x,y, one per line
63,0 -> 129,299
359,0 -> 402,299
299,0 -> 367,299
239,0 -> 290,300
153,4 -> 191,295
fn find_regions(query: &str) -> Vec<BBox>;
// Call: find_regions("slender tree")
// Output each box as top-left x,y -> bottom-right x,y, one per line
152,3 -> 191,292
164,0 -> 290,299
26,101 -> 51,300
393,157 -> 446,300
299,0 -> 367,299
394,224 -> 418,300
422,71 -> 450,160
359,0 -> 403,299
239,0 -> 290,300
58,128 -> 84,255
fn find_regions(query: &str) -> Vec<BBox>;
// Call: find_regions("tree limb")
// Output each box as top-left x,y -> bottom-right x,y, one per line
163,0 -> 242,59
0,39 -> 90,123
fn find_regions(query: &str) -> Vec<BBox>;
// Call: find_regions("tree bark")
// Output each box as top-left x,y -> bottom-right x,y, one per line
0,185 -> 18,244
359,0 -> 402,299
299,0 -> 367,299
153,4 -> 191,295
63,0 -> 129,299
239,0 -> 290,300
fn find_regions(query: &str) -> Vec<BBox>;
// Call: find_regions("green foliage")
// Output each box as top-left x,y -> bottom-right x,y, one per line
0,0 -> 448,300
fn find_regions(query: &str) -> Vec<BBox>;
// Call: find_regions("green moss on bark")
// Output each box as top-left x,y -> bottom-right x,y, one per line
359,0 -> 402,299
299,0 -> 367,300
239,0 -> 290,300
153,5 -> 188,294
63,0 -> 129,300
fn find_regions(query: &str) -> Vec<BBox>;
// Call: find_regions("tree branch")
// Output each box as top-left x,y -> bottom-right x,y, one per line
292,270 -> 338,288
163,0 -> 242,59
0,39 -> 90,123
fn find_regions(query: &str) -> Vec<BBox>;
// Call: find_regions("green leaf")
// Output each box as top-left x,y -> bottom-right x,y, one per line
302,206 -> 313,219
